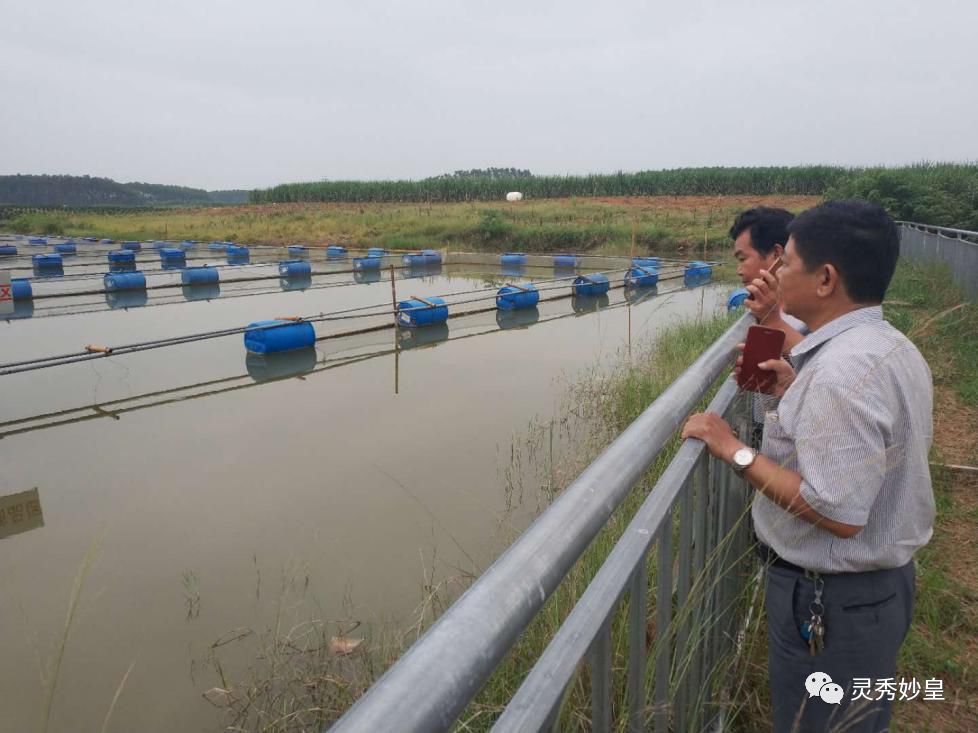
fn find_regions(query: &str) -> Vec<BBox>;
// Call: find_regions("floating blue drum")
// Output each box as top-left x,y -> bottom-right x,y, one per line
353,256 -> 381,271
208,241 -> 229,251
226,245 -> 249,257
367,247 -> 386,258
500,252 -> 527,266
625,266 -> 659,288
278,260 -> 312,277
152,241 -> 169,250
108,250 -> 136,265
554,254 -> 579,268
100,238 -> 114,244
0,245 -> 17,256
179,240 -> 196,250
728,287 -> 750,310
496,283 -> 540,310
397,296 -> 449,327
29,237 -> 47,245
33,253 -> 63,267
122,241 -> 141,250
685,261 -> 712,277
160,248 -> 186,265
55,242 -> 76,254
402,249 -> 442,267
573,273 -> 610,296
632,257 -> 661,268
12,278 -> 32,300
182,266 -> 219,286
288,245 -> 308,257
326,245 -> 348,258
244,319 -> 316,354
104,271 -> 147,292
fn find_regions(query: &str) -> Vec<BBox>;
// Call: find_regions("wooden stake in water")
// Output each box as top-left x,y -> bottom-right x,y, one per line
631,220 -> 636,261
390,265 -> 399,395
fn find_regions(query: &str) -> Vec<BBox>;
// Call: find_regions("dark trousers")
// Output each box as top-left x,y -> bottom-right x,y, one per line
764,561 -> 915,732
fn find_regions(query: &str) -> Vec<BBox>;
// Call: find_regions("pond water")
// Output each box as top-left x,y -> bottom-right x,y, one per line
0,240 -> 728,731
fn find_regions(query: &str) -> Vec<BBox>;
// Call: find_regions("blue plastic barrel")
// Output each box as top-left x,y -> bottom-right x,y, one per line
367,247 -> 386,258
496,283 -> 540,310
0,245 -> 17,256
160,247 -> 186,262
685,261 -> 712,277
500,252 -> 527,266
244,320 -> 316,354
29,237 -> 47,245
108,250 -> 136,264
178,240 -> 196,250
397,296 -> 448,327
632,257 -> 661,268
226,245 -> 249,257
104,271 -> 147,292
12,278 -> 32,300
326,245 -> 347,258
208,241 -> 228,250
279,260 -> 312,277
122,241 -> 141,251
554,254 -> 579,268
100,238 -> 114,244
182,266 -> 219,286
55,242 -> 77,254
33,253 -> 63,267
727,287 -> 750,310
152,240 -> 169,250
353,256 -> 381,271
288,245 -> 308,257
625,266 -> 659,288
421,249 -> 442,264
573,273 -> 610,296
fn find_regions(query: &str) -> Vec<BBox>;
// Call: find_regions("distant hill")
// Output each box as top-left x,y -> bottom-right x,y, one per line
0,174 -> 249,207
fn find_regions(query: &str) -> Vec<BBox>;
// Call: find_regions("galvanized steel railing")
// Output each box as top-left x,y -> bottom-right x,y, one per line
330,313 -> 754,733
899,221 -> 978,300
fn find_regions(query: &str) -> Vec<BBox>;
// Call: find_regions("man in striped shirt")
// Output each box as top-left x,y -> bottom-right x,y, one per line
683,200 -> 935,732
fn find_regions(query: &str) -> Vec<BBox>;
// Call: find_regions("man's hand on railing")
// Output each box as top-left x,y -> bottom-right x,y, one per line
681,412 -> 741,462
734,342 -> 797,398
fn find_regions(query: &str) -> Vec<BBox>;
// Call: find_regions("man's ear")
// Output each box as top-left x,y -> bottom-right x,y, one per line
816,263 -> 841,298
772,243 -> 785,259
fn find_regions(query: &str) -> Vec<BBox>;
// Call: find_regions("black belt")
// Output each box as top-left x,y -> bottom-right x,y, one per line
756,543 -> 812,574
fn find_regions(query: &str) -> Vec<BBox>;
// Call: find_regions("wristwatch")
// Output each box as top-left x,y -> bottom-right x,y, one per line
731,446 -> 758,474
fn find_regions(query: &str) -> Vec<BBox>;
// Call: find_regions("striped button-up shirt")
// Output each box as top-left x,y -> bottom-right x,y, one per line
752,306 -> 935,573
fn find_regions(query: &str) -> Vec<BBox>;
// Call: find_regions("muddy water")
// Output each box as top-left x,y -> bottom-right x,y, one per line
0,249 -> 728,732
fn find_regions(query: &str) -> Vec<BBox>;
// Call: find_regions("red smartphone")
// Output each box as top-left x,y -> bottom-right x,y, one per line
737,325 -> 786,393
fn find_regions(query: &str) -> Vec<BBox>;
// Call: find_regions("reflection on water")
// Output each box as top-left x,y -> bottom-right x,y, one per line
496,307 -> 540,330
105,289 -> 149,309
402,263 -> 443,280
182,283 -> 222,302
571,294 -> 610,313
280,274 -> 313,292
245,347 -> 319,382
624,284 -> 658,304
353,269 -> 382,285
500,264 -> 526,278
396,322 -> 449,350
5,300 -> 35,320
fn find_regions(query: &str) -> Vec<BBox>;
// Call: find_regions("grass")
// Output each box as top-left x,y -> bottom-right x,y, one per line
1,195 -> 820,257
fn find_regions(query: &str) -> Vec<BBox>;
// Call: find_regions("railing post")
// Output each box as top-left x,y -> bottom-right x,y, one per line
653,506 -> 674,733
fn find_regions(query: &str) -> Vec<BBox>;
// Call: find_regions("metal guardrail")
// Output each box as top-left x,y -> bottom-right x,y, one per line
899,222 -> 978,300
330,313 -> 754,732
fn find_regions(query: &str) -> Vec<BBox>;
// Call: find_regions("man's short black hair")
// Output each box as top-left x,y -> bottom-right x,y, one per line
729,207 -> 794,256
787,200 -> 899,304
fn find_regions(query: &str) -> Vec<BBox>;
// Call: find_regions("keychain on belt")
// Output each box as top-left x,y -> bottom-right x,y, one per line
800,572 -> 826,655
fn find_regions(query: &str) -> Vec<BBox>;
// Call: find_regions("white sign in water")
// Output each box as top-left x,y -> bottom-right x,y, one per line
0,488 -> 44,540
0,270 -> 12,315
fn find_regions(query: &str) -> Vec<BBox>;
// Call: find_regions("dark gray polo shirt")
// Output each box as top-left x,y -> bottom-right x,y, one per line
752,306 -> 935,573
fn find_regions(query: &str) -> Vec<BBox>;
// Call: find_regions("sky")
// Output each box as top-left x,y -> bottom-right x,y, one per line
1,0 -> 976,190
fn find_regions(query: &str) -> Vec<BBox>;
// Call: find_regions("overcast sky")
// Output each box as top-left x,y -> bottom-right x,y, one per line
1,0 -> 975,190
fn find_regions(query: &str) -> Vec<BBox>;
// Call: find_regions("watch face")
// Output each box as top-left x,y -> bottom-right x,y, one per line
734,448 -> 755,468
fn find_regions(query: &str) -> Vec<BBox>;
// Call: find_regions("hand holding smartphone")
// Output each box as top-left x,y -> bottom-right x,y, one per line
736,325 -> 786,393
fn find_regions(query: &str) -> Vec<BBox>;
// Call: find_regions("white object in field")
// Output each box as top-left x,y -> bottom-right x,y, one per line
506,191 -> 524,202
